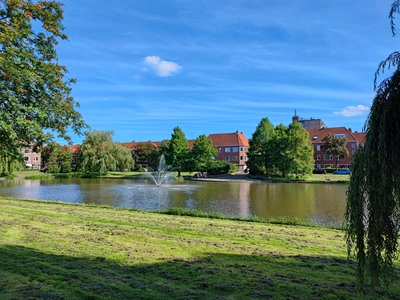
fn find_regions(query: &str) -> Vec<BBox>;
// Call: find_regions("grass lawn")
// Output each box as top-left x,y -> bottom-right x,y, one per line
0,197 -> 398,299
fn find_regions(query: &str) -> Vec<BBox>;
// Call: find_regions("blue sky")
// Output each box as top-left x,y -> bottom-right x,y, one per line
56,0 -> 397,144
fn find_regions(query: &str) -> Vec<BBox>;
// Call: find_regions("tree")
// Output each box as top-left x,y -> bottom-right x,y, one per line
0,1 -> 87,168
164,126 -> 189,177
189,134 -> 218,172
247,118 -> 276,177
112,143 -> 134,171
78,130 -> 133,176
134,142 -> 157,169
286,121 -> 314,176
345,1 -> 400,289
45,145 -> 72,173
321,133 -> 348,169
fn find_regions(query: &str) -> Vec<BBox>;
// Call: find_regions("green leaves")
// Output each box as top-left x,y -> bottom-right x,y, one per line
0,1 -> 87,165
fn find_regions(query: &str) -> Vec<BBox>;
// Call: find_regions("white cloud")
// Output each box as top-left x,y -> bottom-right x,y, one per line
334,105 -> 369,117
143,56 -> 182,77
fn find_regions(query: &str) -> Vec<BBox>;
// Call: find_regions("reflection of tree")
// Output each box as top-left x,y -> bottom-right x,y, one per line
248,183 -> 316,220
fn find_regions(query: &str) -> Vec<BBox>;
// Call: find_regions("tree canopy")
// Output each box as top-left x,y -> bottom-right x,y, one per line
0,1 -> 86,170
78,130 -> 133,176
189,134 -> 218,172
321,133 -> 348,169
345,0 -> 400,289
164,126 -> 189,177
247,118 -> 313,177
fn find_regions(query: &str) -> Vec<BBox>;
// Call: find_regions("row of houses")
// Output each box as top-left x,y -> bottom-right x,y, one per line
22,115 -> 367,171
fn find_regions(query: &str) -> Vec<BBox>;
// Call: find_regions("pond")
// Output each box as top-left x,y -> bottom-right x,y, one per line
0,178 -> 348,226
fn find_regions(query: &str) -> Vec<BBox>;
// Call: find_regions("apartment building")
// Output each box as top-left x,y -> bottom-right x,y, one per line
22,145 -> 41,169
207,131 -> 249,171
307,127 -> 366,169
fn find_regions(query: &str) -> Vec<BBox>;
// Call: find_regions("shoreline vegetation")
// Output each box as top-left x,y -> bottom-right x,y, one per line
1,197 -> 399,299
7,169 -> 351,183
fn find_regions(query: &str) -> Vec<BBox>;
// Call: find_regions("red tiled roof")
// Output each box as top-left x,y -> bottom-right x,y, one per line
307,127 -> 365,143
121,141 -> 159,150
207,132 -> 249,147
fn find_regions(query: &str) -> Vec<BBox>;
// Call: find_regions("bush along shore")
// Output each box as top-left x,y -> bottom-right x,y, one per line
1,198 -> 399,299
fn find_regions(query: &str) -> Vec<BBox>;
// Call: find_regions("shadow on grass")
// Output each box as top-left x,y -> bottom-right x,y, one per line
1,245 -> 397,300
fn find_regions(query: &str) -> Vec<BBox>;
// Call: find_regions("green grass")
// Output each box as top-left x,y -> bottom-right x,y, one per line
0,197 -> 398,299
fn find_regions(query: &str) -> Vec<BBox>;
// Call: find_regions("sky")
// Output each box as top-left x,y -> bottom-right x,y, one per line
55,0 -> 397,144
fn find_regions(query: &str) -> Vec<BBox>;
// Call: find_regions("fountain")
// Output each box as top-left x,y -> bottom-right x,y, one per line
141,155 -> 174,187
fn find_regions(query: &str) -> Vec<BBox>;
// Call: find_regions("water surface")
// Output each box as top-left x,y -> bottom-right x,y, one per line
0,178 -> 348,226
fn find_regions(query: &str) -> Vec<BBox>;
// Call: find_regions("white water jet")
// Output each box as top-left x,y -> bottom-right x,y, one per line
141,155 -> 174,187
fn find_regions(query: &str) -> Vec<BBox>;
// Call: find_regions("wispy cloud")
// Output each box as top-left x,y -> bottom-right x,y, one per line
334,105 -> 370,117
143,56 -> 182,77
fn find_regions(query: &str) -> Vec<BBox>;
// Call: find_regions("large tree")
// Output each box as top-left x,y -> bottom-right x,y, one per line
0,1 -> 86,170
189,134 -> 218,172
164,126 -> 189,177
321,133 -> 348,169
247,117 -> 276,177
286,121 -> 314,176
78,130 -> 133,176
345,1 -> 400,289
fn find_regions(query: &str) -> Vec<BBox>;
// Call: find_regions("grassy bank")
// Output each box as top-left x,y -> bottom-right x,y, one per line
1,198 -> 398,299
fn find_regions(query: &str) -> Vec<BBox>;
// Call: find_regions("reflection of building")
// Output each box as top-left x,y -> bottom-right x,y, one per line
22,144 -> 41,169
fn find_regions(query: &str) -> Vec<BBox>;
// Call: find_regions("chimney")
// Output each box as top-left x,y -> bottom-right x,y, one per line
348,128 -> 352,132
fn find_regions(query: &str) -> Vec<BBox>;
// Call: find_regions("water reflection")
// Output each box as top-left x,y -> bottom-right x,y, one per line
0,178 -> 348,226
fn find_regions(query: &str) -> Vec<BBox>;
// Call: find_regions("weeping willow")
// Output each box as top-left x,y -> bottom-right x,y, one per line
346,1 -> 400,289
0,148 -> 24,175
346,64 -> 400,289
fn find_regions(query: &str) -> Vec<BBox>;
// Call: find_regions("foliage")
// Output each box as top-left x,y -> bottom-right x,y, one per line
321,133 -> 348,169
189,134 -> 218,172
345,0 -> 400,289
247,117 -> 276,177
248,119 -> 314,178
0,0 -> 87,169
112,142 -> 134,171
206,160 -> 232,175
164,126 -> 189,176
45,144 -> 72,173
78,130 -> 133,176
134,142 -> 156,167
286,121 -> 314,176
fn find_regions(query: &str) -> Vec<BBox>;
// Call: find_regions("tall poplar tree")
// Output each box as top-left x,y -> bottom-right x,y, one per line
0,1 -> 86,170
346,0 -> 400,289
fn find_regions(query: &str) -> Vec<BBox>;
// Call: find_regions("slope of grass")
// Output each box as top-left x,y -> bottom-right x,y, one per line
0,197 -> 398,299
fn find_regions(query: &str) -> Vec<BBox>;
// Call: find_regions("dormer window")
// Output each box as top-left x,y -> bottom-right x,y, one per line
313,135 -> 318,140
334,134 -> 345,138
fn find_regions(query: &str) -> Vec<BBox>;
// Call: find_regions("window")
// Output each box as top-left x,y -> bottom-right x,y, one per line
219,148 -> 222,153
313,135 -> 318,140
240,156 -> 243,161
323,154 -> 333,160
334,134 -> 345,139
24,157 -> 30,161
232,156 -> 238,161
225,147 -> 231,153
232,147 -> 238,152
34,157 -> 39,161
338,155 -> 345,160
316,154 -> 321,161
316,145 -> 321,151
352,150 -> 356,155
240,147 -> 243,152
225,156 -> 230,161
352,143 -> 355,148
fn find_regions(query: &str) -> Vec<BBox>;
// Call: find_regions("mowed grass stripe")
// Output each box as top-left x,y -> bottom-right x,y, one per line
0,197 -> 399,299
